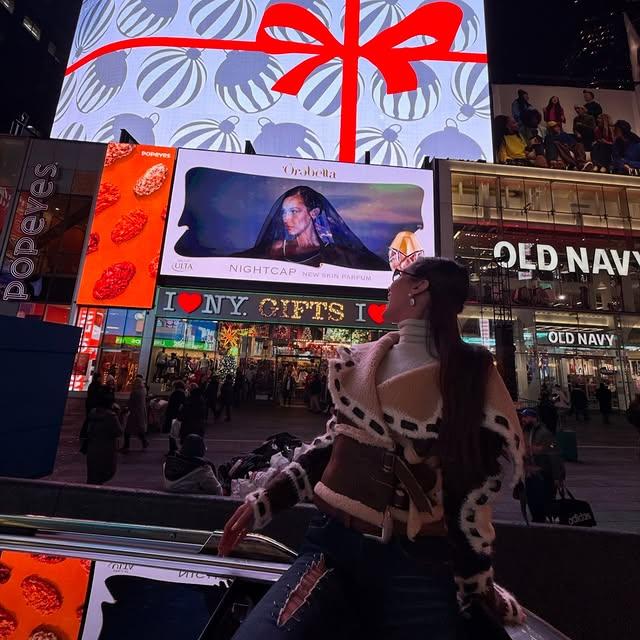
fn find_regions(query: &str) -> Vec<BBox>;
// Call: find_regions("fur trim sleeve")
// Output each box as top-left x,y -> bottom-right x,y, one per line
244,422 -> 336,528
455,571 -> 526,625
483,366 -> 525,487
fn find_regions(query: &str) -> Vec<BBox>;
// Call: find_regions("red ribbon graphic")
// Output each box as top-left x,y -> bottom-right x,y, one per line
67,1 -> 488,163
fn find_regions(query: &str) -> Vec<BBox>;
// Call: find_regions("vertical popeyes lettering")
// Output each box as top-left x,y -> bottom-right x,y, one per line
3,162 -> 59,301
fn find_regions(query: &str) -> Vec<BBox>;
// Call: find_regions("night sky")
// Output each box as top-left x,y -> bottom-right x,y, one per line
485,0 -> 636,89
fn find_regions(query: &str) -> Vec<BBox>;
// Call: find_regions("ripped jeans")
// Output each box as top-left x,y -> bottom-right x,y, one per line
232,513 -> 459,640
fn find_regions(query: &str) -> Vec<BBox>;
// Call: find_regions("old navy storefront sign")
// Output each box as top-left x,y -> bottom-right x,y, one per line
158,287 -> 391,330
543,330 -> 616,348
494,241 -> 640,277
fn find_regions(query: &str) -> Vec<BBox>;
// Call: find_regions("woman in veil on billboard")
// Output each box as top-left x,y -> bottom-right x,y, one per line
233,186 -> 389,270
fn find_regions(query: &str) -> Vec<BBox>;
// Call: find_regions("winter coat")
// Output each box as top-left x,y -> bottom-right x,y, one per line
595,386 -> 612,413
205,380 -> 219,408
125,385 -> 148,435
163,454 -> 222,495
163,389 -> 186,433
179,396 -> 207,440
86,408 -> 122,484
220,381 -> 234,404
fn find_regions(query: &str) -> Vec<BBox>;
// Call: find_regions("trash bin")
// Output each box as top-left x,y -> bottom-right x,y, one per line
557,429 -> 578,462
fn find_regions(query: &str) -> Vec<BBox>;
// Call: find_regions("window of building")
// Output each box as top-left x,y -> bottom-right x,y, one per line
0,0 -> 14,14
22,16 -> 41,41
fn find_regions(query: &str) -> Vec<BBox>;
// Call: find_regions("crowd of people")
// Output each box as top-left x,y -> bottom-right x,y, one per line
494,89 -> 640,174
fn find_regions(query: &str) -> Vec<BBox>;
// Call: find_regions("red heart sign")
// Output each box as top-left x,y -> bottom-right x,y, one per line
367,303 -> 387,325
177,292 -> 203,314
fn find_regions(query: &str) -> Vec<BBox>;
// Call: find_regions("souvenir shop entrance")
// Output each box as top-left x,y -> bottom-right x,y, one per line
146,286 -> 393,406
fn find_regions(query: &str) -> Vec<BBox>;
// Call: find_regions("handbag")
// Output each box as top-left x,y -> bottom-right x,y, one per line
548,488 -> 596,527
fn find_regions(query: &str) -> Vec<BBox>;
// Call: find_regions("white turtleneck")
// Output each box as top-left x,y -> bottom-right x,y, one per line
375,319 -> 438,384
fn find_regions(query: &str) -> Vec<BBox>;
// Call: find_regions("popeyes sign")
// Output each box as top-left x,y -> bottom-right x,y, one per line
158,288 -> 391,330
2,163 -> 59,301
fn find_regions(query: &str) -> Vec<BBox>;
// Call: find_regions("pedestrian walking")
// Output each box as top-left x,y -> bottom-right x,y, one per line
308,373 -> 322,413
179,386 -> 208,441
122,376 -> 149,451
220,257 -> 527,635
595,382 -> 613,424
538,389 -> 559,434
219,375 -> 234,422
570,386 -> 589,421
80,373 -> 102,453
163,380 -> 186,434
205,374 -> 220,421
85,391 -> 123,485
626,393 -> 640,459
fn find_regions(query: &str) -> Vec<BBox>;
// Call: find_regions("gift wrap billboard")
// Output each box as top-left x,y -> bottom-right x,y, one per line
53,0 -> 492,165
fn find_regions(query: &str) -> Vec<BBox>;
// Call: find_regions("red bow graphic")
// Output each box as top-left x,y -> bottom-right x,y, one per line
66,1 -> 488,162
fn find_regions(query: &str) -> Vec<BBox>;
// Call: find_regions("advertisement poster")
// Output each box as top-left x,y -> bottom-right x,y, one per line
0,550 -> 92,640
53,0 -> 492,165
161,150 -> 434,290
76,142 -> 177,308
80,560 -> 228,639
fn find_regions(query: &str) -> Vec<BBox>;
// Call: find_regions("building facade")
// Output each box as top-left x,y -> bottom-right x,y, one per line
439,160 -> 640,410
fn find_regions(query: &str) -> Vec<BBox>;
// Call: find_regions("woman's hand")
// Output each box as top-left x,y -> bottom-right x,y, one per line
218,502 -> 255,557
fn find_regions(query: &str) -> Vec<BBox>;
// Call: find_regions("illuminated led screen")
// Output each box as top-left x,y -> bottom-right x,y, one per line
53,0 -> 492,166
160,149 -> 435,290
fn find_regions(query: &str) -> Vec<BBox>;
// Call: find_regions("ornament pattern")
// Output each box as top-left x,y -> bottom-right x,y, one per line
117,0 -> 179,38
73,0 -> 115,60
354,125 -> 408,166
371,62 -> 440,121
137,48 -> 207,108
298,59 -> 364,117
265,0 -> 332,43
54,0 -> 493,165
422,0 -> 480,52
253,118 -> 324,159
452,62 -> 490,121
215,52 -> 284,113
76,51 -> 128,113
189,0 -> 257,39
170,117 -> 242,151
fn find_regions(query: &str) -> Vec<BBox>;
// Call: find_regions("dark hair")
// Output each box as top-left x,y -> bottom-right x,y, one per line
492,115 -> 511,156
96,389 -> 115,410
182,434 -> 206,458
282,186 -> 323,213
517,89 -> 527,99
546,96 -> 562,109
583,90 -> 594,99
407,258 -> 494,491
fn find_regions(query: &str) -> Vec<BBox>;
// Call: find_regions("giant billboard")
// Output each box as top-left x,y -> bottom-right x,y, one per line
53,0 -> 492,165
160,149 -> 434,290
76,142 -> 177,308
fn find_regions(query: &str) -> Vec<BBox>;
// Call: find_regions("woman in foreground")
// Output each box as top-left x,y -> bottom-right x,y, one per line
220,257 -> 525,639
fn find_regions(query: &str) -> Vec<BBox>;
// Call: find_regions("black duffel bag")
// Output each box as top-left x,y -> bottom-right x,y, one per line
548,488 -> 596,527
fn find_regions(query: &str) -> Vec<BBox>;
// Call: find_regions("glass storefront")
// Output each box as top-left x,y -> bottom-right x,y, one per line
71,307 -> 147,392
148,317 -> 382,405
445,162 -> 640,408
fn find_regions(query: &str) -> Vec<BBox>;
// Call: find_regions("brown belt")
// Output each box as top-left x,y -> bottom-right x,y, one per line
314,495 -> 447,541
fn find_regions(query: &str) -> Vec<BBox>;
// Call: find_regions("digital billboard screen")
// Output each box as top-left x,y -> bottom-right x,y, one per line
53,0 -> 492,165
76,142 -> 177,308
160,149 -> 434,290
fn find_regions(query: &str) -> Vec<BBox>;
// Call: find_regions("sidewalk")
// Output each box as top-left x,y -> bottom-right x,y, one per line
49,399 -> 640,533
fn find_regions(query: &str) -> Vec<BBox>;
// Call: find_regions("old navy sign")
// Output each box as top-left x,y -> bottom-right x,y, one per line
544,330 -> 616,348
157,288 -> 391,330
494,241 -> 640,276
